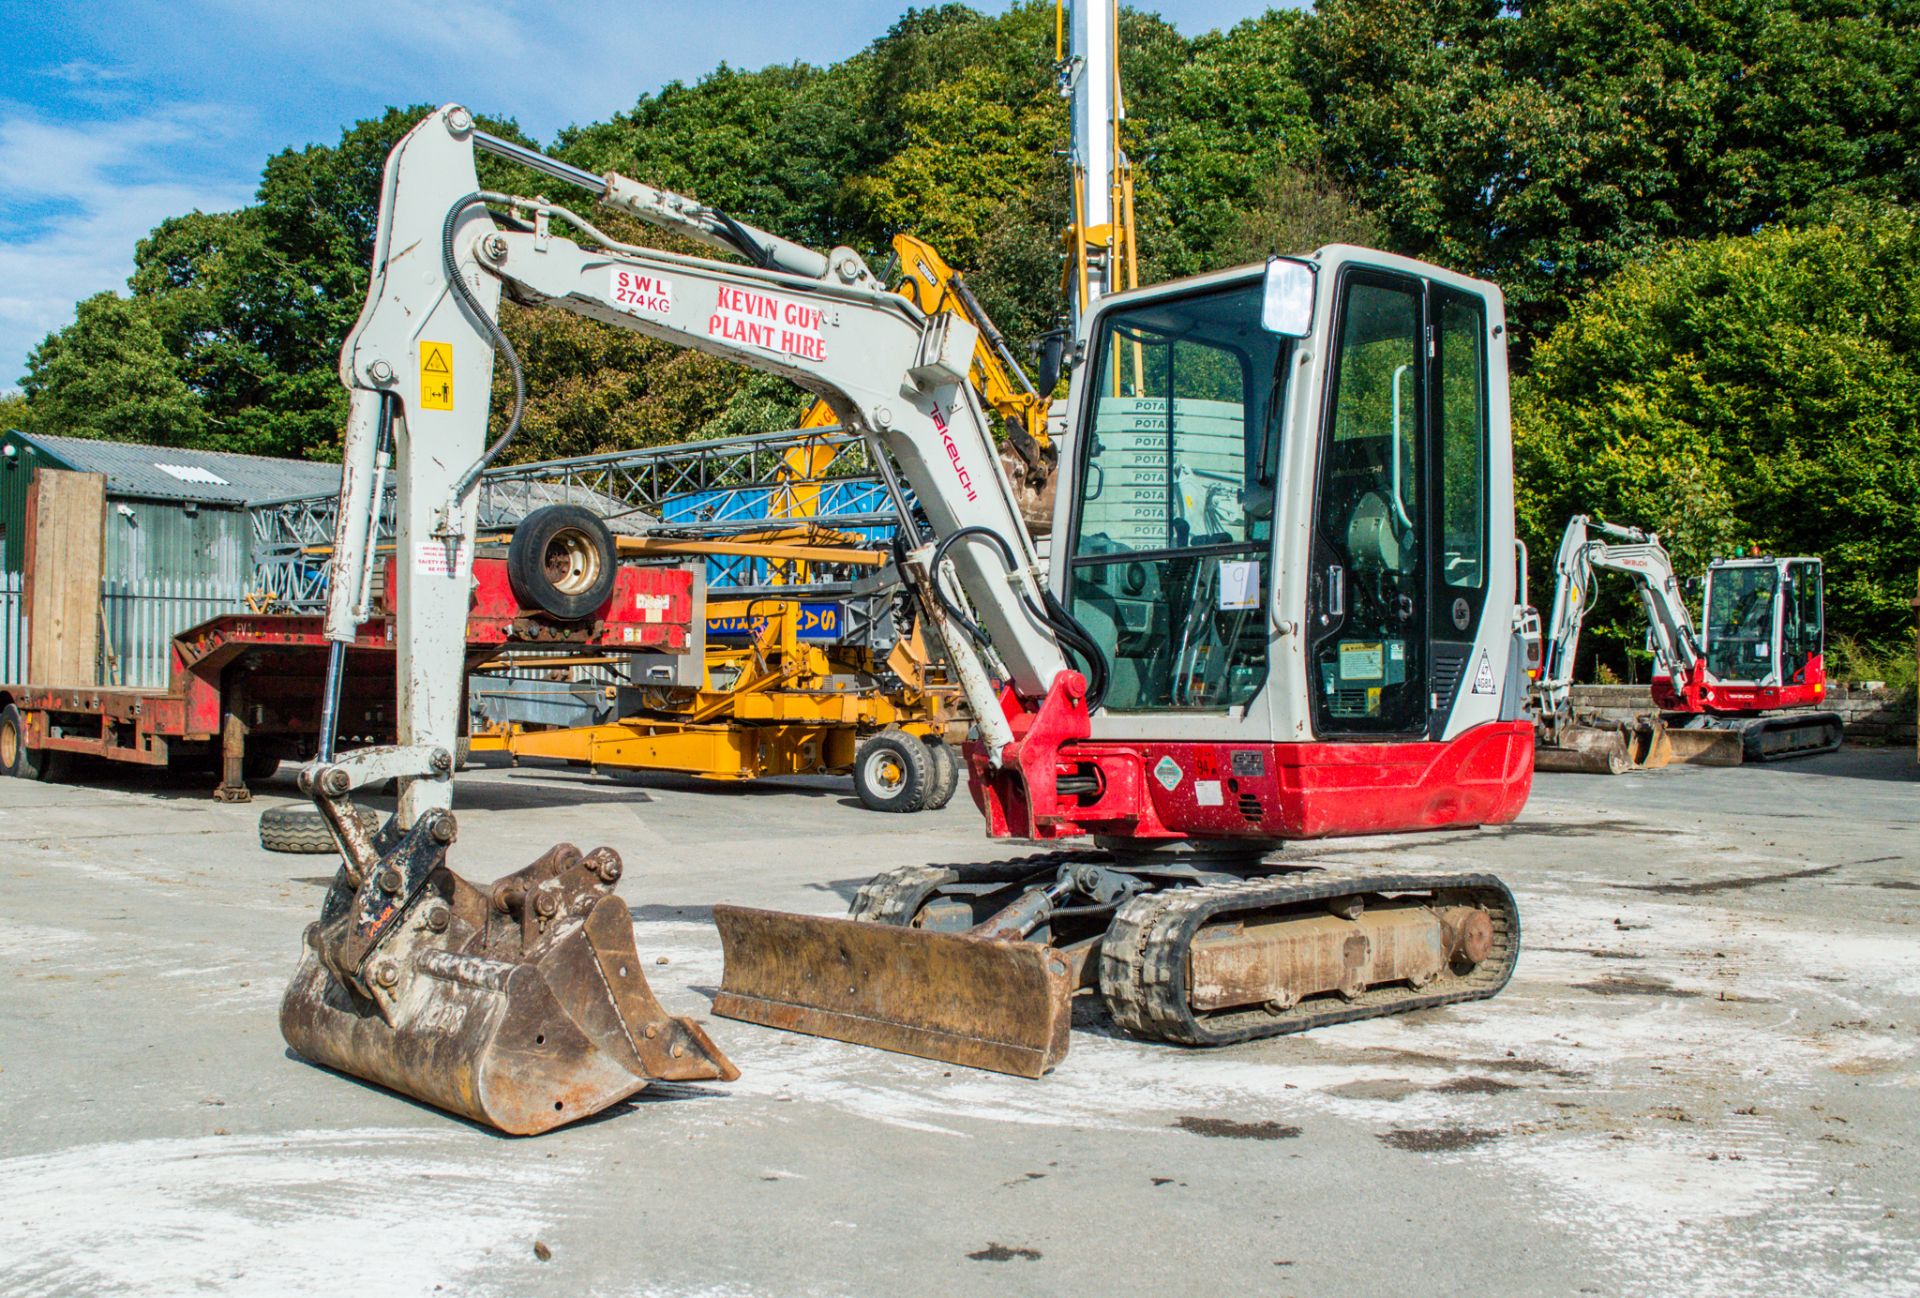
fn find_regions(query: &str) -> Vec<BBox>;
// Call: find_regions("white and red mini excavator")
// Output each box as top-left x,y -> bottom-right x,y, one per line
1533,515 -> 1844,774
281,105 -> 1536,1133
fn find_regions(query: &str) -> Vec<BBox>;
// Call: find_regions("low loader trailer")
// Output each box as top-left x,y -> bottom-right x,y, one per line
0,534 -> 699,800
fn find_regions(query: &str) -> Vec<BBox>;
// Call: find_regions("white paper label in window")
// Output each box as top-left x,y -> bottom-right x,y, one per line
1218,558 -> 1260,610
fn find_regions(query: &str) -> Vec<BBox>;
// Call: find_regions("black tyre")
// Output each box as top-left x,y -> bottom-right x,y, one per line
0,704 -> 66,782
242,747 -> 281,783
921,737 -> 960,811
507,505 -> 617,621
853,729 -> 933,813
258,805 -> 381,855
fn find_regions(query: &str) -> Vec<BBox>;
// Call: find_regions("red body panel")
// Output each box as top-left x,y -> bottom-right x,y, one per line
970,702 -> 1535,845
1651,653 -> 1829,715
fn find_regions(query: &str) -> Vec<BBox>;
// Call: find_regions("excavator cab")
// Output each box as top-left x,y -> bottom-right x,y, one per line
1699,555 -> 1827,696
1023,257 -> 1527,829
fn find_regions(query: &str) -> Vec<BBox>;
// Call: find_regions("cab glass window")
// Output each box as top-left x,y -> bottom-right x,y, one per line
1067,280 -> 1286,711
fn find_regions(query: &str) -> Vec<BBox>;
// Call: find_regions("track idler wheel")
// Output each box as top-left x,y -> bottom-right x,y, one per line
280,815 -> 735,1135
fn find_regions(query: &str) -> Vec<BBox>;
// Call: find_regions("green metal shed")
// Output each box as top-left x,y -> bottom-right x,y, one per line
0,431 -> 341,687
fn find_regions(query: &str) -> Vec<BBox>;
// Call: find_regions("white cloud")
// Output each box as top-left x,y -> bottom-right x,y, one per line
0,103 -> 256,391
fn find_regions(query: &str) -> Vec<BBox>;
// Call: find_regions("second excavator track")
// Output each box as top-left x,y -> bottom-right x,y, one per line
1100,869 -> 1521,1047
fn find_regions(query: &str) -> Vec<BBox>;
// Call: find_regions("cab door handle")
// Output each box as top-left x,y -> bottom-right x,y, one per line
1325,564 -> 1345,620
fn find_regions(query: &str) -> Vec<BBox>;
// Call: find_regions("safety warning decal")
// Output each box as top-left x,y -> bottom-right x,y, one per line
1153,754 -> 1183,791
634,592 -> 672,623
1471,648 -> 1498,695
414,538 -> 470,579
419,340 -> 453,411
707,285 -> 827,362
611,267 -> 673,316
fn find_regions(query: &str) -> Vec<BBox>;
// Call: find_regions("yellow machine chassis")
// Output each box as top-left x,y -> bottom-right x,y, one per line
469,590 -> 963,783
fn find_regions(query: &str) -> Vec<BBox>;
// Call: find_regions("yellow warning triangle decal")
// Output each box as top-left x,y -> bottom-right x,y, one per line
422,348 -> 451,373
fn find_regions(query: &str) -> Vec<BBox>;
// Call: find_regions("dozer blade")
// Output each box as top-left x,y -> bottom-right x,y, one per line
1664,727 -> 1746,766
711,904 -> 1073,1078
1535,726 -> 1635,774
282,827 -> 735,1135
1535,716 -> 1674,775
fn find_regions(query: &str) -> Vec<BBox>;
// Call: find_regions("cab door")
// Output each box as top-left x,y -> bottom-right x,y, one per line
1305,272 -> 1493,741
1306,272 -> 1428,738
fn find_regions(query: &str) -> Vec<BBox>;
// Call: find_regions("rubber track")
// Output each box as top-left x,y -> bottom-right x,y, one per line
1099,869 -> 1521,1046
1740,711 -> 1845,761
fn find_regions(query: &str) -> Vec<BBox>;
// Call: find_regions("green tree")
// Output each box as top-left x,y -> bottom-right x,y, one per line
19,293 -> 207,445
1515,207 -> 1920,671
491,302 -> 809,463
1303,0 -> 1920,348
1126,9 -> 1322,278
1212,164 -> 1386,265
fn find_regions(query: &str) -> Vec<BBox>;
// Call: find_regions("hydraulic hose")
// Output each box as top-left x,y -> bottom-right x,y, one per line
929,526 -> 1109,712
443,193 -> 526,504
709,207 -> 778,271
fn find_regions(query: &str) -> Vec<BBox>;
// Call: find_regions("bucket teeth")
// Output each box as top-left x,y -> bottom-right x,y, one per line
281,840 -> 734,1135
711,904 -> 1073,1078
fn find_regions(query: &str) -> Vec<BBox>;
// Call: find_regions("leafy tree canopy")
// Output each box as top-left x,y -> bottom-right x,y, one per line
1516,205 -> 1920,660
1303,0 -> 1920,348
11,0 -> 1918,659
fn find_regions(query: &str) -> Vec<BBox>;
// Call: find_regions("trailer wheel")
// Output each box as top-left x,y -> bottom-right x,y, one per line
242,748 -> 281,783
0,704 -> 67,782
921,738 -> 960,811
853,730 -> 932,813
259,805 -> 381,854
507,505 -> 617,621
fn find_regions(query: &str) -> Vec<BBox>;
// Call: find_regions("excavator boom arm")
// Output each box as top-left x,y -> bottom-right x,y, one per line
332,108 -> 1073,779
1538,514 -> 1706,723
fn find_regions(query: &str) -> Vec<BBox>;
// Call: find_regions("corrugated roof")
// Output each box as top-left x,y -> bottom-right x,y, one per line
11,432 -> 342,506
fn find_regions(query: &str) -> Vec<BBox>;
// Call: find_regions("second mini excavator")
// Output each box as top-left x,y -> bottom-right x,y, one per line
282,107 -> 1536,1132
1533,515 -> 1845,773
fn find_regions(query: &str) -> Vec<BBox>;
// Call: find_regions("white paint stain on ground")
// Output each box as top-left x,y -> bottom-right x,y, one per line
621,869 -> 1920,1298
0,1129 -> 565,1298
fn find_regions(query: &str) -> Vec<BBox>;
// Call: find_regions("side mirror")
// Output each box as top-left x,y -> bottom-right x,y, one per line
1036,328 -> 1067,396
1261,258 -> 1315,337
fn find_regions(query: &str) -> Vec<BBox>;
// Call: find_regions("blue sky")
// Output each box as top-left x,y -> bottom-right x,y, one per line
0,0 -> 1291,393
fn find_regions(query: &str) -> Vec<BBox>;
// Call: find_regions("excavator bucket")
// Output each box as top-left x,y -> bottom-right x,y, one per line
711,905 -> 1074,1078
281,830 -> 735,1135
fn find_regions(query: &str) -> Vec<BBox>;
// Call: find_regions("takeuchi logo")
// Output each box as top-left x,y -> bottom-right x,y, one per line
930,404 -> 976,502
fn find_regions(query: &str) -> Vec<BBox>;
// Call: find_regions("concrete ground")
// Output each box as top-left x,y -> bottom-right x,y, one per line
2,747 -> 1916,1298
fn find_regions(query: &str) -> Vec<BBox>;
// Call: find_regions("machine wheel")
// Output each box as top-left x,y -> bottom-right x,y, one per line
0,704 -> 67,782
853,729 -> 932,813
921,737 -> 960,811
242,747 -> 281,783
259,805 -> 380,855
507,505 -> 617,621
